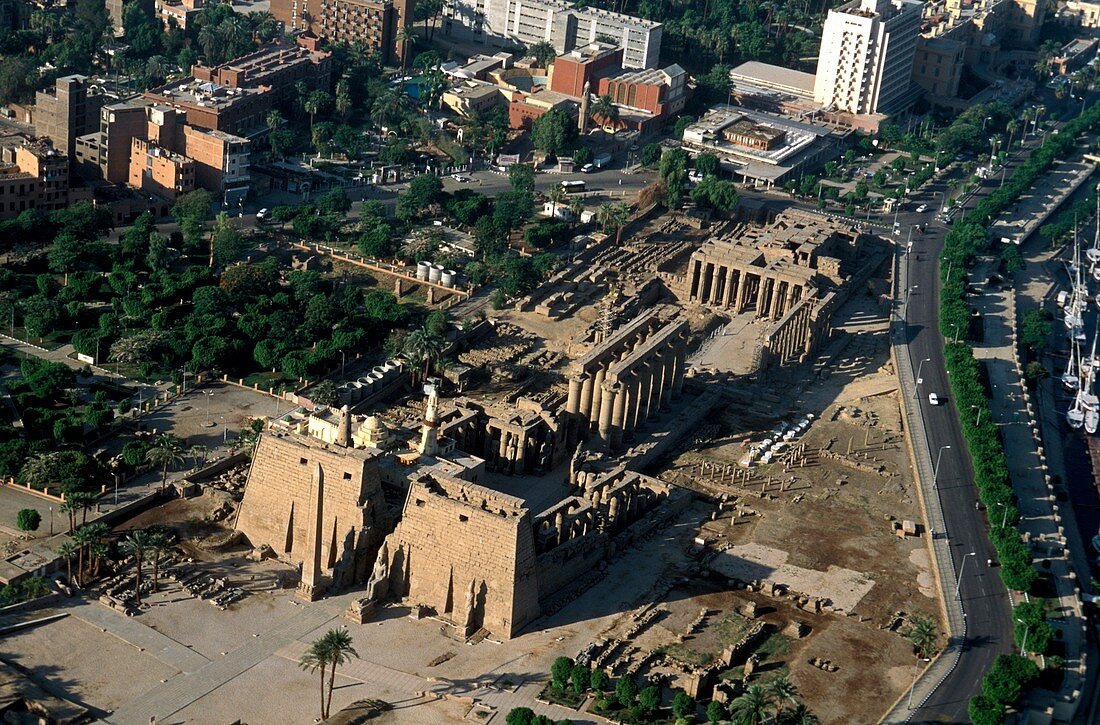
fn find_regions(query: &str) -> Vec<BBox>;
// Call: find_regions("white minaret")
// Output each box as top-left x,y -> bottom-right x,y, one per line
417,381 -> 441,456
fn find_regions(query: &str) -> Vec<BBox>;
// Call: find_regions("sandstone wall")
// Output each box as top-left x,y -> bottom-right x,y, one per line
236,432 -> 387,588
383,476 -> 541,639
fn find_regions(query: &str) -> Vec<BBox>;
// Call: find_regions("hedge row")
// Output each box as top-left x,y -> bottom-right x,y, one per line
939,100 -> 1100,722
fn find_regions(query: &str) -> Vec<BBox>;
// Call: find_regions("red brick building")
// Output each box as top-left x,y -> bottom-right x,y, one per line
548,43 -> 623,98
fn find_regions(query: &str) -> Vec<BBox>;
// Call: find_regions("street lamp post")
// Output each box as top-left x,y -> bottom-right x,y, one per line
1017,618 -> 1029,654
341,350 -> 346,379
915,358 -> 931,397
204,390 -> 215,427
933,445 -> 952,489
220,416 -> 228,444
955,551 -> 977,599
971,404 -> 983,427
907,656 -> 931,709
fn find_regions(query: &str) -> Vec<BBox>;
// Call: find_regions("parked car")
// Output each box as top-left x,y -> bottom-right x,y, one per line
928,393 -> 941,405
256,208 -> 269,221
451,174 -> 470,182
581,163 -> 595,173
916,203 -> 928,213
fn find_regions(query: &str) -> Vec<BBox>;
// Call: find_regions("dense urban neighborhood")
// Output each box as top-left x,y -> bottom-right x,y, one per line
2,0 -> 1100,722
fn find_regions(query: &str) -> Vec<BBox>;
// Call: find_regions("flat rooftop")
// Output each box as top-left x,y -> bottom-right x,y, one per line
730,61 -> 816,99
146,78 -> 264,109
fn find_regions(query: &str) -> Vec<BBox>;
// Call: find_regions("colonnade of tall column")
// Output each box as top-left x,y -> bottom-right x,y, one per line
688,257 -> 806,319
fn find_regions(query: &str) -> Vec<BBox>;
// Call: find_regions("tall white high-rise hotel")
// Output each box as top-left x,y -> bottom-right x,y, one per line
814,0 -> 923,115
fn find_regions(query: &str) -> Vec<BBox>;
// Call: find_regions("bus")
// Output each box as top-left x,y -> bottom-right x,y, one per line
561,180 -> 586,194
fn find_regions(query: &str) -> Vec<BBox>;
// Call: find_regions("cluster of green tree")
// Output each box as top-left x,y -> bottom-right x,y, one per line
968,654 -> 1040,725
270,187 -> 355,241
16,507 -> 41,532
531,108 -> 580,158
1019,308 -> 1053,356
1012,600 -> 1054,656
932,102 -> 1020,164
619,0 -> 821,81
0,1 -> 111,104
939,98 -> 1100,722
0,575 -> 50,606
566,651 -> 814,725
0,360 -> 116,469
504,708 -> 570,725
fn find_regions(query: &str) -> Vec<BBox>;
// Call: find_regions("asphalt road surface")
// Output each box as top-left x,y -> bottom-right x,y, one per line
898,142 -> 1055,723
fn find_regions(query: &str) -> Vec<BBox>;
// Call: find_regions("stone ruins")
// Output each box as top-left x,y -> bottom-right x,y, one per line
234,205 -> 890,639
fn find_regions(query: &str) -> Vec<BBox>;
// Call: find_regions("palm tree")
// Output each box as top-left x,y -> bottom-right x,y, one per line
398,26 -> 416,74
249,10 -> 279,41
197,23 -> 219,61
766,675 -> 798,720
371,89 -> 411,131
304,90 -> 330,134
596,202 -> 631,244
121,530 -> 153,606
905,614 -> 939,659
548,185 -> 566,219
69,490 -> 97,528
569,196 -> 585,228
783,703 -> 818,725
58,541 -> 77,584
590,94 -> 619,131
300,628 -> 360,719
528,40 -> 556,68
729,684 -> 774,725
1005,119 -> 1017,152
146,434 -> 184,493
335,77 -> 352,119
147,530 -> 170,592
403,326 -> 445,382
59,496 -> 80,535
266,109 -> 284,133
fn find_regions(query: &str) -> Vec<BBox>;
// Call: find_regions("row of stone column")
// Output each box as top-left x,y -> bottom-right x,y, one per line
483,426 -> 529,474
690,259 -> 804,319
768,302 -> 816,365
596,341 -> 686,450
566,320 -> 665,446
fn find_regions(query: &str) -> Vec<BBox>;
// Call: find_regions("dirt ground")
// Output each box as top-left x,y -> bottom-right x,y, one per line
641,296 -> 940,724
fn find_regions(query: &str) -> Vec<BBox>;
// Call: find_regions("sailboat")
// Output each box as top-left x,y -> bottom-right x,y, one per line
1066,233 -> 1087,336
1089,194 -> 1100,280
1068,395 -> 1086,429
1064,340 -> 1081,392
1084,319 -> 1100,379
1082,383 -> 1099,434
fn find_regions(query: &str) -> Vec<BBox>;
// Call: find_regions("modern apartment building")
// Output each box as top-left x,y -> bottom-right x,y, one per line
74,101 -> 149,184
129,137 -> 196,200
144,40 -> 331,136
270,0 -> 411,65
35,75 -> 109,161
443,0 -> 662,69
155,0 -> 208,30
0,137 -> 85,220
813,0 -> 923,115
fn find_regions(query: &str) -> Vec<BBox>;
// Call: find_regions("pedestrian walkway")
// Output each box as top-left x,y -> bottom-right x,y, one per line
971,266 -> 1086,723
71,601 -> 210,673
105,593 -> 353,725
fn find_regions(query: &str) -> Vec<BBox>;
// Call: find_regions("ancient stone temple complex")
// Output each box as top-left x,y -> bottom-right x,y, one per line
669,209 -> 883,365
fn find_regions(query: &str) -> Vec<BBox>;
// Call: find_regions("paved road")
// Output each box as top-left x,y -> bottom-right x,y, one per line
897,137 -> 1065,722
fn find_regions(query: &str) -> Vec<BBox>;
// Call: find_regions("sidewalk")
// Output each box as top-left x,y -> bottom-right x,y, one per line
970,263 -> 1086,722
